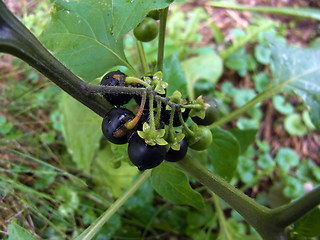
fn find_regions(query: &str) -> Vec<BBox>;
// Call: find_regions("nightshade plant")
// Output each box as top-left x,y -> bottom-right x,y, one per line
1,0 -> 320,239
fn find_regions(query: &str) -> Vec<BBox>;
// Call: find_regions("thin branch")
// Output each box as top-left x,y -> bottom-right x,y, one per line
157,7 -> 168,72
177,156 -> 285,240
0,1 -> 110,117
270,185 -> 320,228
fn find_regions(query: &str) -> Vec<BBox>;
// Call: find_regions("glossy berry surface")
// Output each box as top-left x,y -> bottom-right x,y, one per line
192,97 -> 219,126
128,133 -> 166,171
102,108 -> 135,144
133,17 -> 159,42
165,138 -> 188,162
100,70 -> 132,106
162,108 -> 190,127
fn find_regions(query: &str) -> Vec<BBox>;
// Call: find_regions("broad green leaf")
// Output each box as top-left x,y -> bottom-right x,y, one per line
269,38 -> 320,129
209,2 -> 320,21
229,129 -> 257,154
294,207 -> 320,237
207,127 -> 240,181
60,93 -> 102,172
93,145 -> 139,197
181,53 -> 223,100
8,222 -> 37,240
41,0 -> 172,80
163,54 -> 188,97
151,163 -> 205,210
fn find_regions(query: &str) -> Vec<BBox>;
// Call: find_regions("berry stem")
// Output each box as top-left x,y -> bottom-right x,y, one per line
155,100 -> 162,129
126,92 -> 147,130
149,92 -> 156,131
181,103 -> 203,110
125,77 -> 151,88
178,108 -> 195,137
157,7 -> 168,72
168,107 -> 176,141
136,40 -> 150,75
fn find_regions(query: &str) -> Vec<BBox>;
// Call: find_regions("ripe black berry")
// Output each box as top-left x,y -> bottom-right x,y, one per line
128,133 -> 166,170
102,108 -> 135,144
100,70 -> 132,106
165,138 -> 188,162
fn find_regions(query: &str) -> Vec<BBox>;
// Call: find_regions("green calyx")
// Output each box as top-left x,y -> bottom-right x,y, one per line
138,122 -> 168,146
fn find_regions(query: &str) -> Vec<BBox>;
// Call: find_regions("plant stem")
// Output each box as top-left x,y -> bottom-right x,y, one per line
178,109 -> 194,137
82,83 -> 145,96
126,92 -> 147,130
212,194 -> 233,239
270,185 -> 320,228
126,77 -> 151,88
157,7 -> 168,72
136,40 -> 149,74
0,1 -> 109,117
155,100 -> 162,129
177,156 -> 286,240
75,170 -> 151,240
149,93 -> 156,130
167,107 -> 176,141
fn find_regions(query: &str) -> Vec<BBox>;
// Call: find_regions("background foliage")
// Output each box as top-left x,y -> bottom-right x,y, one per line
1,0 -> 320,239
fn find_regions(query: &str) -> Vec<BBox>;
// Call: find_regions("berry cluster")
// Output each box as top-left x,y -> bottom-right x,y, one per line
100,71 -> 219,171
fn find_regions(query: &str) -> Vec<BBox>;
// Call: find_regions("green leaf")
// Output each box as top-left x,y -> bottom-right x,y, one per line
237,156 -> 255,183
272,95 -> 294,115
54,184 -> 80,217
234,89 -> 256,107
269,37 -> 320,129
283,176 -> 304,199
225,52 -> 247,71
294,207 -> 320,237
284,113 -> 307,136
275,147 -> 299,172
207,127 -> 240,181
229,129 -> 257,154
8,223 -> 37,240
163,54 -> 188,97
151,163 -> 205,210
257,153 -> 274,170
41,0 -> 172,80
181,53 -> 223,99
253,72 -> 270,93
92,145 -> 139,197
219,19 -> 277,59
209,2 -> 320,21
236,118 -> 259,130
254,44 -> 271,65
60,93 -> 102,172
